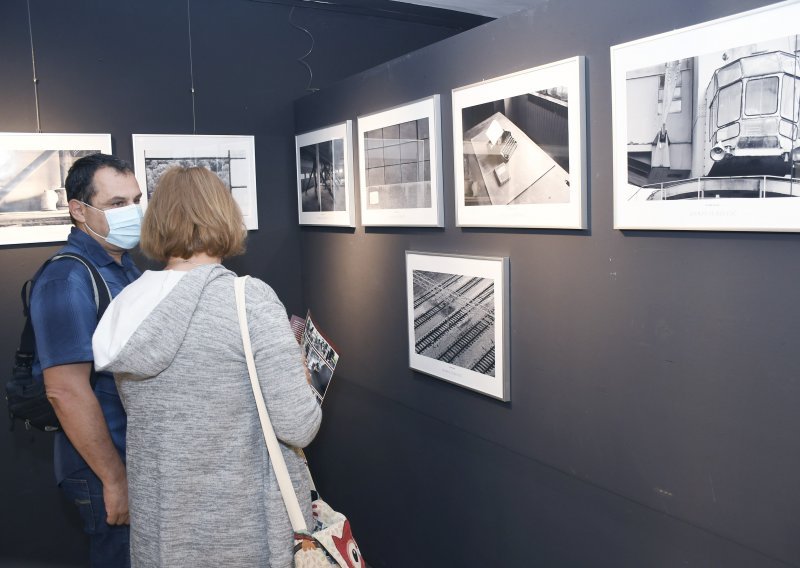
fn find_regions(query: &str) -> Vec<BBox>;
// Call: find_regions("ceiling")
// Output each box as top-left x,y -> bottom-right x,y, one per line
390,0 -> 541,18
262,0 -> 544,29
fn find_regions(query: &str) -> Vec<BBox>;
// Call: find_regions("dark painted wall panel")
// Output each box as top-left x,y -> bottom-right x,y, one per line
0,0 -> 457,564
296,0 -> 800,565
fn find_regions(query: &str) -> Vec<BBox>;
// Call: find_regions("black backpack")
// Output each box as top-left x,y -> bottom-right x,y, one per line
5,253 -> 111,432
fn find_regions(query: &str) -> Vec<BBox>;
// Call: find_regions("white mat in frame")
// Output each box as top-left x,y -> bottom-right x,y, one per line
0,132 -> 112,246
611,0 -> 800,231
295,121 -> 355,227
357,95 -> 444,227
452,56 -> 587,229
406,251 -> 510,401
132,134 -> 259,230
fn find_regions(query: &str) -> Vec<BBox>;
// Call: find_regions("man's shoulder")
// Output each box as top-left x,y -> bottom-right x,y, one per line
32,250 -> 98,305
37,249 -> 96,284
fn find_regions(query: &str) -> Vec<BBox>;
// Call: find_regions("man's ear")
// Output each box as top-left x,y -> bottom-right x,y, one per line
68,199 -> 87,224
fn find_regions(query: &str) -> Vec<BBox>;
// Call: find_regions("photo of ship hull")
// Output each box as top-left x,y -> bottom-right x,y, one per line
412,269 -> 495,377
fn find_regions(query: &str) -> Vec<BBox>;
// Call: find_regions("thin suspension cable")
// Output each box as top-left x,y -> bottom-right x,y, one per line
187,0 -> 197,134
288,7 -> 318,93
26,0 -> 41,133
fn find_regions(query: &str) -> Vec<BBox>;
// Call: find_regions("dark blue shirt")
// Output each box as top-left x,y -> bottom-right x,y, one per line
30,228 -> 141,483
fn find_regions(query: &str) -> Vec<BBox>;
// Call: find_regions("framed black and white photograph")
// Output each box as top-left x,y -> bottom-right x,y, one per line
131,134 -> 258,230
452,56 -> 587,228
611,2 -> 800,231
295,121 -> 355,227
405,251 -> 509,401
357,95 -> 443,226
0,132 -> 112,246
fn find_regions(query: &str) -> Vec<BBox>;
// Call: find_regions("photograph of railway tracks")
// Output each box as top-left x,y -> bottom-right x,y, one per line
612,2 -> 800,231
295,121 -> 355,227
451,56 -> 587,229
0,133 -> 111,245
406,252 -> 509,400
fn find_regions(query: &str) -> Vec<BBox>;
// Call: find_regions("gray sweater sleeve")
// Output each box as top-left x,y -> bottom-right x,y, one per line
245,277 -> 322,447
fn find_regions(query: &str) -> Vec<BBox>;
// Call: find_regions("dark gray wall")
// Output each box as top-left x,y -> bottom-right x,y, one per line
0,0 -> 458,564
296,1 -> 800,566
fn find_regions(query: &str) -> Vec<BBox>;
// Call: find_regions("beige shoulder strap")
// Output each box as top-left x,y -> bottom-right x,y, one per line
234,276 -> 308,532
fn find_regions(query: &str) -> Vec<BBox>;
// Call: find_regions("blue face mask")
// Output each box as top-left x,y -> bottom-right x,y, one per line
82,202 -> 143,250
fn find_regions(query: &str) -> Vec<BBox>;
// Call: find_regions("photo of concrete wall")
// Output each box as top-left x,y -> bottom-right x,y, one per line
364,118 -> 431,210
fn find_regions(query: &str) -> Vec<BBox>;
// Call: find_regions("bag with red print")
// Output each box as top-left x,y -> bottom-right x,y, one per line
235,277 -> 364,568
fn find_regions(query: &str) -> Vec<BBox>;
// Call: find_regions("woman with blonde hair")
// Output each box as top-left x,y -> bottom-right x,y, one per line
93,166 -> 321,567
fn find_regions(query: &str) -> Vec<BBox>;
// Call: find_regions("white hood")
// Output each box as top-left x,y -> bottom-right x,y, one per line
93,270 -> 187,370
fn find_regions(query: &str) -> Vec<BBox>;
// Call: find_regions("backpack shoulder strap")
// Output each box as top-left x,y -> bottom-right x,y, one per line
50,253 -> 112,318
19,253 -> 112,355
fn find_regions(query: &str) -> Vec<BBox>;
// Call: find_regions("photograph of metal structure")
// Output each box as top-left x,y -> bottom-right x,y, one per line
295,121 -> 355,226
132,134 -> 259,230
461,88 -> 570,207
357,95 -> 443,226
406,252 -> 509,400
612,2 -> 800,231
299,139 -> 346,212
143,156 -> 233,200
452,57 -> 587,228
0,133 -> 111,245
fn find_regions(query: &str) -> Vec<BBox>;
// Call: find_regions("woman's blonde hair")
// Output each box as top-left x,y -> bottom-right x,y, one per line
140,166 -> 246,261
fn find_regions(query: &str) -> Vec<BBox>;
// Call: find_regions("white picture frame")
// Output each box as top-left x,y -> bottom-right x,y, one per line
0,132 -> 112,246
357,95 -> 443,226
611,1 -> 800,232
452,56 -> 587,229
406,251 -> 510,401
131,134 -> 259,230
295,121 -> 355,227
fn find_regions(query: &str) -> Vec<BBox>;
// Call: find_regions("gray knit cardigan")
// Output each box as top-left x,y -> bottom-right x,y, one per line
98,265 -> 322,568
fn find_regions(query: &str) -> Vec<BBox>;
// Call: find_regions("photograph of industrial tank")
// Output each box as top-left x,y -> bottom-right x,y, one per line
301,313 -> 339,402
295,122 -> 354,226
406,252 -> 509,400
625,36 -> 799,202
0,133 -> 111,245
452,57 -> 587,228
612,1 -> 800,231
461,86 -> 570,208
357,95 -> 443,226
132,134 -> 258,230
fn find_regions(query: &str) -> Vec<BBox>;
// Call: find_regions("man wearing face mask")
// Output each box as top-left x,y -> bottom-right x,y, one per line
30,153 -> 143,567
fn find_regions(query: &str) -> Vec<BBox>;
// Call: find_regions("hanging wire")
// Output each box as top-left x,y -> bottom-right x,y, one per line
26,0 -> 42,132
187,0 -> 198,134
288,7 -> 319,93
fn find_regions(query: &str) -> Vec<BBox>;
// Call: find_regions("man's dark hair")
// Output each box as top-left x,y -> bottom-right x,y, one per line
65,153 -> 134,205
